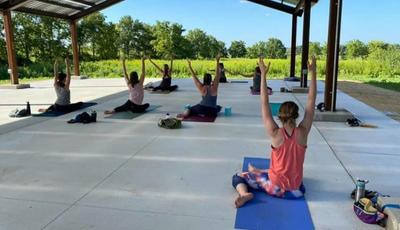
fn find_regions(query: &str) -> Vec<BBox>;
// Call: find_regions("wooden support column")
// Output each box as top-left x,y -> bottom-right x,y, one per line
70,20 -> 80,76
324,0 -> 342,111
300,0 -> 311,88
2,10 -> 18,85
290,14 -> 297,77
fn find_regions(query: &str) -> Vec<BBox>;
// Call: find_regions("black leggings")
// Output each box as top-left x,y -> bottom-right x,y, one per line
114,100 -> 150,113
153,85 -> 178,92
47,102 -> 83,113
189,104 -> 222,117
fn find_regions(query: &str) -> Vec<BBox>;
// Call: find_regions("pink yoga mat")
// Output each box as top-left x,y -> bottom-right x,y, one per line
178,115 -> 217,123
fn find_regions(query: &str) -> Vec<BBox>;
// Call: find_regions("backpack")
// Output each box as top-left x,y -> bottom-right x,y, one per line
158,118 -> 182,129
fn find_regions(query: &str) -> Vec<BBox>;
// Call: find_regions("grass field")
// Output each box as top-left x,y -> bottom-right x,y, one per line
1,58 -> 399,92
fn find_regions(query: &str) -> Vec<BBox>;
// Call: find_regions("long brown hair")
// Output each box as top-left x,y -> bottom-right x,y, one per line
278,101 -> 299,125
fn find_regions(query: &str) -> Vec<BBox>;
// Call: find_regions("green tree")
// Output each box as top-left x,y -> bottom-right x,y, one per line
229,40 -> 246,58
78,13 -> 108,60
0,16 -> 7,62
13,14 -> 39,62
117,16 -> 135,57
186,29 -> 209,58
346,40 -> 368,59
265,38 -> 286,59
367,40 -> 388,60
97,22 -> 118,60
151,21 -> 188,59
309,42 -> 322,58
247,41 -> 268,58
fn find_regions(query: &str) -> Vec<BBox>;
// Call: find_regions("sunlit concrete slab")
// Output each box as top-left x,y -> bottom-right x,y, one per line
0,197 -> 68,230
0,78 -> 396,229
45,205 -> 232,230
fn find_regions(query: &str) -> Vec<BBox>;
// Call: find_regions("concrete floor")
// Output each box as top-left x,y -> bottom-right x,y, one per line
0,78 -> 398,230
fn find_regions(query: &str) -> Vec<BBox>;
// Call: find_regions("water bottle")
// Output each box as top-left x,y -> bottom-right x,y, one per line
355,179 -> 369,202
26,101 -> 31,115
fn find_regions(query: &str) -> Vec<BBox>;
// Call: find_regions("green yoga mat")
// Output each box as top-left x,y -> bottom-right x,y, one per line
270,103 -> 281,116
105,105 -> 161,120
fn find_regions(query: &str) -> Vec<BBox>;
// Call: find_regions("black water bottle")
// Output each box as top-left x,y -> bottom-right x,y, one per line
26,101 -> 31,115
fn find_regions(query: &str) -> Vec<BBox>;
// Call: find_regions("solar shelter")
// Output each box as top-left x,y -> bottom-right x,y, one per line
1,0 -> 343,111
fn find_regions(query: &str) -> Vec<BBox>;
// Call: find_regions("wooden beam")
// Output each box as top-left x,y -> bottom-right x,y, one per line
70,20 -> 80,76
66,0 -> 95,7
35,0 -> 85,11
247,0 -> 303,16
300,0 -> 311,88
16,7 -> 70,19
324,0 -> 342,111
70,0 -> 124,20
294,0 -> 305,13
2,9 -> 19,84
290,14 -> 297,77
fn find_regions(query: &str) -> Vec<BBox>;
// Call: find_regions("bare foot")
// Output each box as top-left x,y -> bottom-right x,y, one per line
235,193 -> 254,208
104,110 -> 115,115
248,163 -> 256,173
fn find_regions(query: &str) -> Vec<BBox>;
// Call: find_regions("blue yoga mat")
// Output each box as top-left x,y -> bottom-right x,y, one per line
33,102 -> 97,117
270,103 -> 281,116
234,157 -> 314,230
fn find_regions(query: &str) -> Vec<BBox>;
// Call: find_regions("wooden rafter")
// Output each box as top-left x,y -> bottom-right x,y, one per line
247,0 -> 303,16
70,0 -> 123,20
66,0 -> 95,7
16,6 -> 70,19
35,0 -> 86,11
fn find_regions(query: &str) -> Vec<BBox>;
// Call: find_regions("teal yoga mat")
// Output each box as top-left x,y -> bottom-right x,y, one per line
270,102 -> 281,116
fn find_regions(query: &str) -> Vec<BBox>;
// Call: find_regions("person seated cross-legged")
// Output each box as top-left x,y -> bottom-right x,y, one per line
105,57 -> 150,115
178,55 -> 223,119
232,56 -> 317,208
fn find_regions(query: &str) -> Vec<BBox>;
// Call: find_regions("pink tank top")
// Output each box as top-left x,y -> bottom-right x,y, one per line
268,128 -> 307,190
129,84 -> 144,105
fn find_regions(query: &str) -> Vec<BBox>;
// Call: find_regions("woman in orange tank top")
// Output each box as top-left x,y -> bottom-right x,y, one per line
232,56 -> 317,208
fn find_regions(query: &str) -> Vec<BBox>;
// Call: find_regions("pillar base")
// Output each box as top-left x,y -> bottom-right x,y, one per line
314,108 -> 353,122
291,86 -> 309,94
72,75 -> 88,80
0,84 -> 30,89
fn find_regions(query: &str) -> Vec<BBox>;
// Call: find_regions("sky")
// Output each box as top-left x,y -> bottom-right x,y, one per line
102,0 -> 400,47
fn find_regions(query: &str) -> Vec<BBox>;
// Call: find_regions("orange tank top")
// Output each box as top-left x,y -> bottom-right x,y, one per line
268,128 -> 307,190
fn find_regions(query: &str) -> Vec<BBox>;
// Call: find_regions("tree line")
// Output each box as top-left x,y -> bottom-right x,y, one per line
0,12 -> 399,65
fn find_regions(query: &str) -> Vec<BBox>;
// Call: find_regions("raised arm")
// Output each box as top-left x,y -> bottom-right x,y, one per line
259,57 -> 279,137
139,57 -> 146,85
65,58 -> 71,89
149,58 -> 163,74
169,58 -> 174,76
211,54 -> 221,90
53,60 -> 59,86
121,58 -> 130,87
187,59 -> 203,92
298,56 -> 317,134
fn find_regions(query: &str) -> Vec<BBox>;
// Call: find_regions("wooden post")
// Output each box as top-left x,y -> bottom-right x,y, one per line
2,10 -> 18,85
300,0 -> 311,88
290,14 -> 297,78
70,20 -> 80,76
325,0 -> 342,111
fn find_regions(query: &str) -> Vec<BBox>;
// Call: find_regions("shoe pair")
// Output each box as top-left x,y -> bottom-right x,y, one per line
346,118 -> 360,127
68,110 -> 97,124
